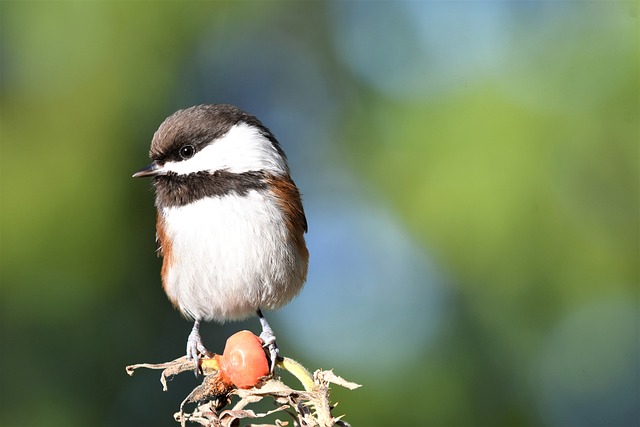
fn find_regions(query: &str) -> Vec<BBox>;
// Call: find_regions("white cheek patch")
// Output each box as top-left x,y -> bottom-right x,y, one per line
161,123 -> 289,176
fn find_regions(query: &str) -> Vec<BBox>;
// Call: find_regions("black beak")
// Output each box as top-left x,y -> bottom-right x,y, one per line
132,161 -> 164,178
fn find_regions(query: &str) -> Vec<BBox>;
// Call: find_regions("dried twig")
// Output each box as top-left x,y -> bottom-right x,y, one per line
126,355 -> 360,427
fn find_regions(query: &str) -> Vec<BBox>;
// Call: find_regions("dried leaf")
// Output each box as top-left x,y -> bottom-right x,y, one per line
127,355 -> 360,427
314,370 -> 362,390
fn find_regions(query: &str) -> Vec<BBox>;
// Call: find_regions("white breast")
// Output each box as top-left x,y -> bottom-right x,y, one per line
160,190 -> 307,322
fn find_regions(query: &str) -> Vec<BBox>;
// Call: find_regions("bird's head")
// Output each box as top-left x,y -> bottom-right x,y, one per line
133,104 -> 289,179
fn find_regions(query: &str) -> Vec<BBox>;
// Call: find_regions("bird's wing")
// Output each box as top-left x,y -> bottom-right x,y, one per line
155,214 -> 167,258
155,232 -> 163,257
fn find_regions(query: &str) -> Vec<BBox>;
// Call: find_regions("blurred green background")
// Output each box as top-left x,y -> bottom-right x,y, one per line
1,1 -> 638,426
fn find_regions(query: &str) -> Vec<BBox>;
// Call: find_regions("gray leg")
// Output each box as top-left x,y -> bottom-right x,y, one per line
257,309 -> 279,373
186,319 -> 208,372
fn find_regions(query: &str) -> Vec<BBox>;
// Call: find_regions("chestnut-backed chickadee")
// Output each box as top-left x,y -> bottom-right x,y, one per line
133,104 -> 309,372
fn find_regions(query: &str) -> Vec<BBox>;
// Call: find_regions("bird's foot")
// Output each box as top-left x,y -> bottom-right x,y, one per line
259,329 -> 280,375
186,320 -> 208,375
257,309 -> 280,374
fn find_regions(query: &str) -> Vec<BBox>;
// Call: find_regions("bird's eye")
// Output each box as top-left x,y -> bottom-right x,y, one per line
179,145 -> 195,159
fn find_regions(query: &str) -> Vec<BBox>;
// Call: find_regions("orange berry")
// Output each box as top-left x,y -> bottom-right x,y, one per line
220,330 -> 269,389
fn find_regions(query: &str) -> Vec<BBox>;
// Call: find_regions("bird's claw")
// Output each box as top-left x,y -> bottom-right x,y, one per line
259,329 -> 279,374
186,321 -> 208,375
257,309 -> 280,374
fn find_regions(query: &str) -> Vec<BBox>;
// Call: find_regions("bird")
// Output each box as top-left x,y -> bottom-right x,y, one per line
133,104 -> 309,373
